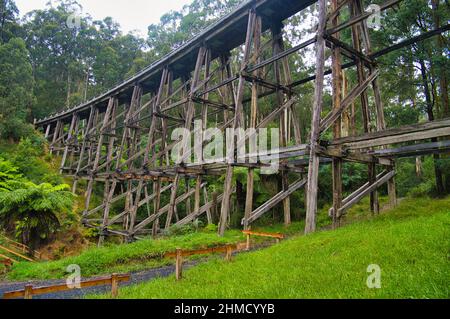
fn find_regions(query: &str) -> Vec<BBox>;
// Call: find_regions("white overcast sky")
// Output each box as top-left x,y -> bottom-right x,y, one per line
15,0 -> 194,36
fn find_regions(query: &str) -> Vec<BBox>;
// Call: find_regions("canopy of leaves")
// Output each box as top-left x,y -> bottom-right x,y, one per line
0,37 -> 35,140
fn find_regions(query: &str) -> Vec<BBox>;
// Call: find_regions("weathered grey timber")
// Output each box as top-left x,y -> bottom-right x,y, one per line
34,0 -> 450,243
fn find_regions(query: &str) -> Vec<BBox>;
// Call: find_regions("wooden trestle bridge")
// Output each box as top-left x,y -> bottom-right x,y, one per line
34,0 -> 450,243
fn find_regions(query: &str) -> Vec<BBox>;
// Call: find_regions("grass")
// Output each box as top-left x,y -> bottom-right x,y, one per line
3,219 -> 312,281
90,196 -> 450,299
4,214 -> 331,282
3,221 -> 308,281
5,230 -> 245,281
0,195 -> 386,282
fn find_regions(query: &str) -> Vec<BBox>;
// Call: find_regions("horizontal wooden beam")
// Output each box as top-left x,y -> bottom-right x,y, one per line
242,230 -> 284,239
0,244 -> 34,262
370,140 -> 450,158
3,274 -> 130,299
329,119 -> 450,150
165,244 -> 236,258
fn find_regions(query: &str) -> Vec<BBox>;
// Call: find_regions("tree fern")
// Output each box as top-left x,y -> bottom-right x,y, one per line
0,171 -> 75,247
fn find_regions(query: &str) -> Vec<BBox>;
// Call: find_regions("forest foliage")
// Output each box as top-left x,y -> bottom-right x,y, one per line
0,136 -> 74,247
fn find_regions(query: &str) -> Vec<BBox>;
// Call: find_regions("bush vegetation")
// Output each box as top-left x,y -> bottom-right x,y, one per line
0,136 -> 74,248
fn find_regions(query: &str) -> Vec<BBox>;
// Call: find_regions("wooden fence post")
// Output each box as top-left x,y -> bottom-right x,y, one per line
111,273 -> 119,298
225,245 -> 233,261
175,248 -> 183,281
246,234 -> 251,251
24,284 -> 33,300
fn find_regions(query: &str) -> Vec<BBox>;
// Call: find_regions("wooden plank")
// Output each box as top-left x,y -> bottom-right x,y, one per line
0,253 -> 17,264
329,119 -> 450,149
242,230 -> 284,239
0,244 -> 34,262
0,234 -> 40,259
165,244 -> 236,258
370,140 -> 450,158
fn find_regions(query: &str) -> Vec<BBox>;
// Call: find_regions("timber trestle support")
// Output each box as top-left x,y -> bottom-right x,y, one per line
35,0 -> 450,243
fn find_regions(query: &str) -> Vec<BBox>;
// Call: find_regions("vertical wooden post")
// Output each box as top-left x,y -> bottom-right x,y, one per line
44,124 -> 51,139
219,9 -> 256,236
111,273 -> 119,298
244,15 -> 261,230
84,97 -> 115,215
331,0 -> 343,229
24,284 -> 33,299
246,233 -> 251,251
211,191 -> 218,224
194,175 -> 202,214
357,0 -> 397,210
350,0 -> 378,214
305,0 -> 327,234
60,114 -> 78,174
175,248 -> 183,281
167,47 -> 206,230
152,179 -> 162,238
73,105 -> 95,194
166,174 -> 180,230
272,23 -> 291,227
50,120 -> 62,155
203,188 -> 213,224
225,245 -> 233,261
387,164 -> 397,208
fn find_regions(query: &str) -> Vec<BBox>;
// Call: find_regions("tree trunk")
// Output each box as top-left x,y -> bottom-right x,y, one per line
431,0 -> 449,117
66,70 -> 71,108
415,157 -> 423,177
84,68 -> 89,102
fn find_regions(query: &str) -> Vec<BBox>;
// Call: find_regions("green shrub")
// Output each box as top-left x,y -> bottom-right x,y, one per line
203,223 -> 218,233
0,182 -> 75,247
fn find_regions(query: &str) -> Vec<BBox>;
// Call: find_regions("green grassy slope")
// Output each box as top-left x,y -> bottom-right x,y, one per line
5,218 -> 315,281
92,197 -> 450,299
5,231 -> 244,280
5,208 -> 322,281
5,220 -> 315,281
